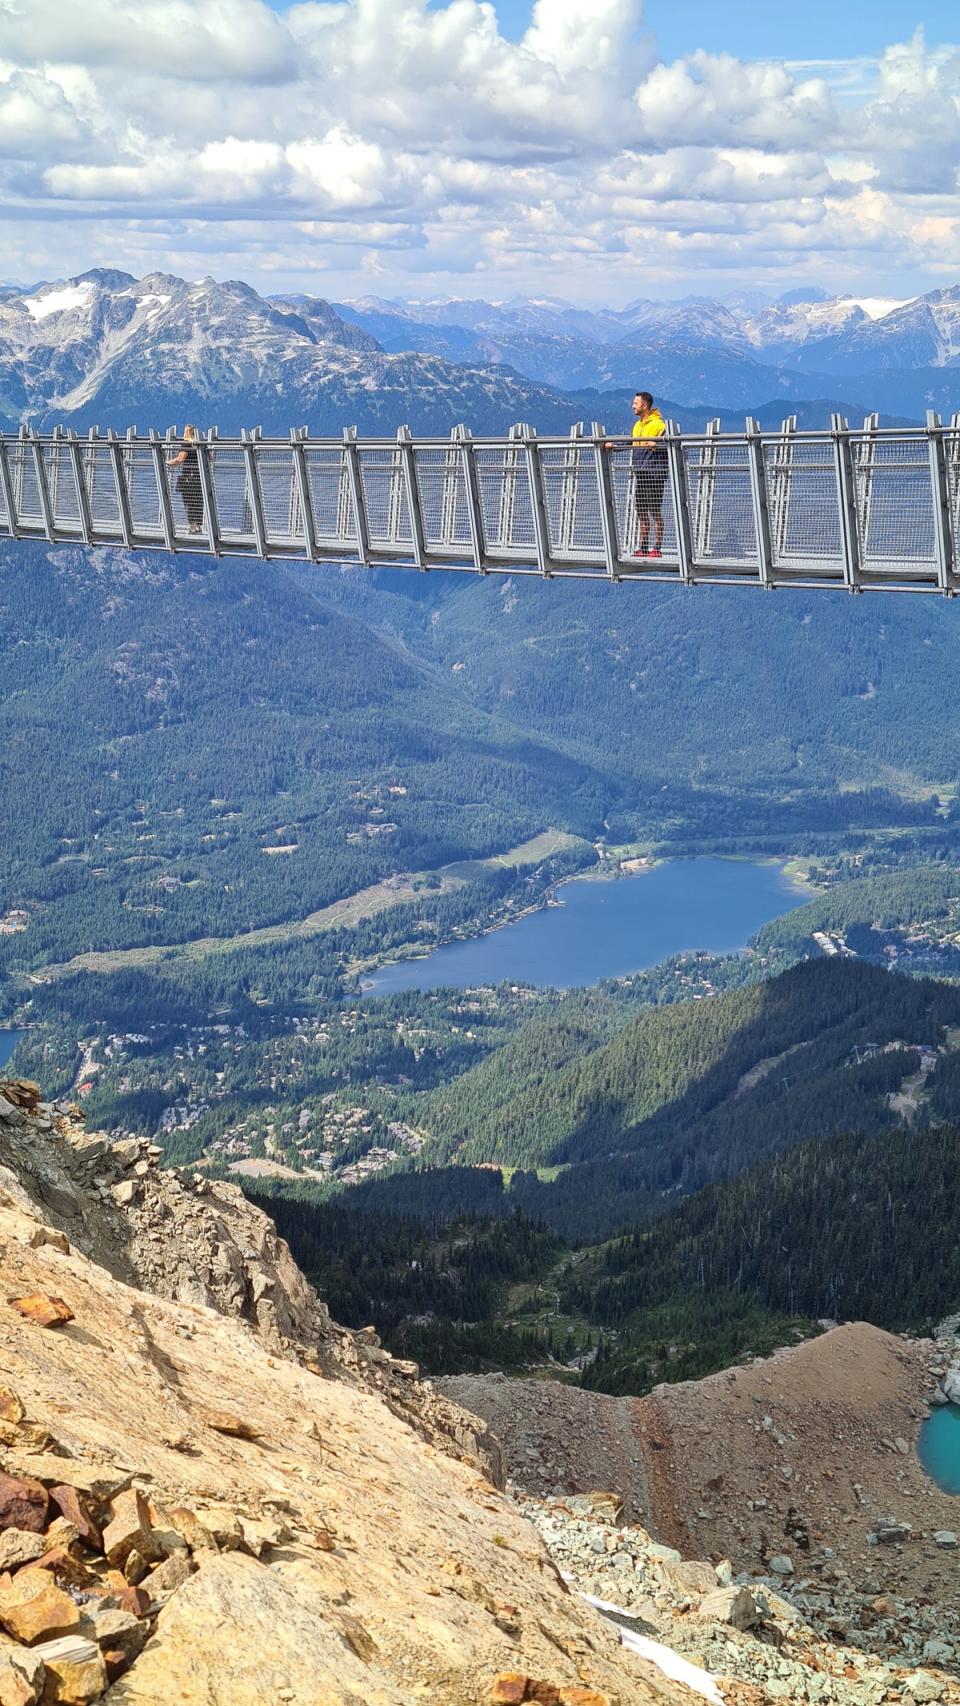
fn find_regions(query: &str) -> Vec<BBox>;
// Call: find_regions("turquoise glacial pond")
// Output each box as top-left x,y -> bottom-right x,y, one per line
363,856 -> 808,998
918,1406 -> 960,1495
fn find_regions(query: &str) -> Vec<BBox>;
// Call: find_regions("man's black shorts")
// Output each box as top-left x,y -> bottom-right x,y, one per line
633,470 -> 666,515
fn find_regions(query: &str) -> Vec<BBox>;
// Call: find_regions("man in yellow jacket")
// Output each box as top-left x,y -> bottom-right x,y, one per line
628,391 -> 668,558
607,392 -> 668,558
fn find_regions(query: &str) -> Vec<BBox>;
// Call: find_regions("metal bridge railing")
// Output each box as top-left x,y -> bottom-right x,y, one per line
2,414 -> 960,593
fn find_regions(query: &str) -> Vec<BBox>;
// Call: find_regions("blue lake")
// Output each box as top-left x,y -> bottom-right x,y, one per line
919,1406 -> 960,1495
0,1030 -> 23,1071
363,857 -> 808,997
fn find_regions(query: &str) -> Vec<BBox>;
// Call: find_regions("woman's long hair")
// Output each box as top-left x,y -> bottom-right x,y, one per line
183,423 -> 198,443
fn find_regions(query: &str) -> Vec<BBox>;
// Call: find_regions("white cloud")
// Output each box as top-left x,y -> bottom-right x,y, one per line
0,0 -> 957,298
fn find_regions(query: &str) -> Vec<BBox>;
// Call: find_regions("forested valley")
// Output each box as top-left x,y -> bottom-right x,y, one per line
7,536 -> 960,1397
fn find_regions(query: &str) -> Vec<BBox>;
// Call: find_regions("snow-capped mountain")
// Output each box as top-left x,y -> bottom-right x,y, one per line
4,269 -> 957,433
0,270 -> 603,436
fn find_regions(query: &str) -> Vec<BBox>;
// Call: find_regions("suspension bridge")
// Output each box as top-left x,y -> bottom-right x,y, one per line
2,412 -> 960,593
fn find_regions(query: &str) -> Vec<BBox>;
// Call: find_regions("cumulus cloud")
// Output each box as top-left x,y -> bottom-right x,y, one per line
0,0 -> 957,296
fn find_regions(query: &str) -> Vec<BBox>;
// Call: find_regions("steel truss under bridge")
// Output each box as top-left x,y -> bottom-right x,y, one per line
4,412 -> 960,593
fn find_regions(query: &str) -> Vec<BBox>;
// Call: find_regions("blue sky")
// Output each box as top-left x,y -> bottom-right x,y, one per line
4,0 -> 960,303
265,0 -> 960,60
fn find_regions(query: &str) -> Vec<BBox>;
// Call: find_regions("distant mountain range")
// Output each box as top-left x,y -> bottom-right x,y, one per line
2,268 -> 959,434
329,284 -> 960,416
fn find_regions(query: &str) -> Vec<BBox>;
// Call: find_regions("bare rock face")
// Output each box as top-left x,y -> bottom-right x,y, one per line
0,1089 -> 502,1488
0,1084 -> 685,1705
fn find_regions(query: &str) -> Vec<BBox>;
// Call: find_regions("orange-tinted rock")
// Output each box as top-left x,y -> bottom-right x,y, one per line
112,1585 -> 150,1620
558,1692 -> 610,1706
101,1490 -> 160,1570
29,1550 -> 91,1591
0,1474 -> 48,1536
0,1391 -> 24,1426
31,1634 -> 106,1702
8,1298 -> 73,1331
196,1409 -> 261,1441
489,1676 -> 529,1705
0,1570 -> 81,1644
47,1489 -> 99,1553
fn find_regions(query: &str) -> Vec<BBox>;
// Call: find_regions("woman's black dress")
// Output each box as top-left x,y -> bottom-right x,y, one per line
175,442 -> 204,531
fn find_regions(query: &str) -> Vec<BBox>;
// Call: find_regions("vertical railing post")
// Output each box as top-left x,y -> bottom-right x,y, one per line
150,430 -> 176,551
498,425 -> 523,551
556,423 -> 582,558
240,430 -> 268,559
694,418 -> 720,561
291,429 -> 319,562
948,414 -> 960,580
770,415 -> 796,565
67,430 -> 93,545
108,430 -> 134,547
30,430 -> 56,541
592,421 -> 619,579
195,432 -> 220,555
439,430 -> 461,550
397,427 -> 427,570
857,411 -> 879,559
745,417 -> 773,587
342,426 -> 370,564
832,413 -> 862,592
666,418 -> 694,583
455,424 -> 486,573
522,426 -> 552,575
0,437 -> 20,539
927,410 -> 954,593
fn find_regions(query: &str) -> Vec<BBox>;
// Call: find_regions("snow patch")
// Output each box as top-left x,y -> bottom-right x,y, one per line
137,293 -> 171,310
582,1595 -> 724,1704
842,296 -> 913,321
22,282 -> 95,321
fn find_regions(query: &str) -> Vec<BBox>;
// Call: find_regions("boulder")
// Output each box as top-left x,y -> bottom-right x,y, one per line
942,1368 -> 960,1405
0,1634 -> 43,1705
933,1530 -> 958,1549
905,1674 -> 946,1703
0,1571 -> 80,1644
0,1533 -> 45,1571
30,1635 -> 105,1703
102,1491 -> 161,1570
697,1586 -> 760,1631
0,1476 -> 48,1537
4,1460 -> 128,1504
7,1298 -> 73,1331
767,1554 -> 794,1577
47,1489 -> 99,1552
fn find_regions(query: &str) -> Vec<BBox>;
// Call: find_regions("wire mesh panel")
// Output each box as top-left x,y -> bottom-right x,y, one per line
945,433 -> 960,565
358,448 -> 412,551
764,437 -> 844,572
252,448 -> 301,547
303,448 -> 354,549
207,448 -> 255,545
605,447 -> 679,563
123,447 -> 164,536
81,445 -> 123,535
413,448 -> 471,553
538,446 -> 605,570
474,446 -> 536,559
854,436 -> 937,572
8,443 -> 44,530
42,444 -> 81,533
684,441 -> 757,567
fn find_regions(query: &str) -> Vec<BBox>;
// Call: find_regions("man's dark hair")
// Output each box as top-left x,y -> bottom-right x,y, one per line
636,390 -> 654,408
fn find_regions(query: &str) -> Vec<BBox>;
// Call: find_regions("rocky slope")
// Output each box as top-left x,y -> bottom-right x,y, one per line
0,1078 -> 697,1705
443,1323 -> 960,1694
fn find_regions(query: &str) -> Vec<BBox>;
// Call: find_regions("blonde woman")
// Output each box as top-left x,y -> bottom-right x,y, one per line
167,424 -> 204,534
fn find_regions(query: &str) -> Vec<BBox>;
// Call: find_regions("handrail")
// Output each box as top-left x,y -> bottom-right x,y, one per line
2,415 -> 959,593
